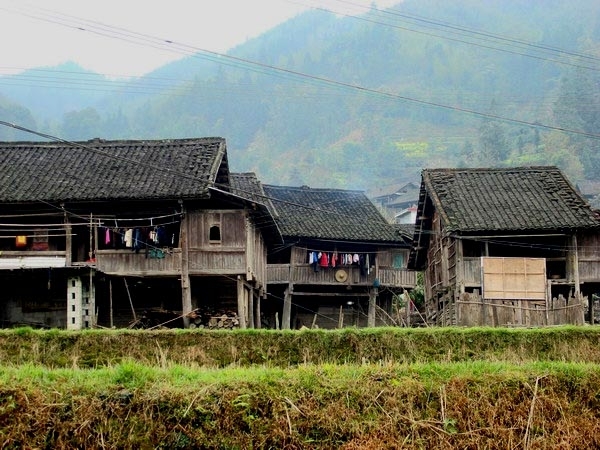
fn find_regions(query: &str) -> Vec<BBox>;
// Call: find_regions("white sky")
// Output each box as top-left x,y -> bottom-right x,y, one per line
0,0 -> 399,77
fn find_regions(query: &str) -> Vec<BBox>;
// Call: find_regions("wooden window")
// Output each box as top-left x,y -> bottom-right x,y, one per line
209,225 -> 221,242
392,253 -> 405,269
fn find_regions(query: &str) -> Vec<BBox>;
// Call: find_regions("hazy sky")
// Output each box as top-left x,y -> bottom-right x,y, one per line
1,0 -> 399,77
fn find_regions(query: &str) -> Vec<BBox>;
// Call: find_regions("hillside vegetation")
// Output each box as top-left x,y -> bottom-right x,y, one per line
1,0 -> 599,190
2,326 -> 600,448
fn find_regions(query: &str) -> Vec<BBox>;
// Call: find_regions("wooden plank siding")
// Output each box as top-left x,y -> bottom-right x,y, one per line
463,257 -> 482,286
187,249 -> 246,274
96,249 -> 182,276
246,217 -> 268,290
577,233 -> 600,282
267,264 -> 291,283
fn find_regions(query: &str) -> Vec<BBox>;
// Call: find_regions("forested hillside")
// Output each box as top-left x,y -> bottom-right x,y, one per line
1,0 -> 599,190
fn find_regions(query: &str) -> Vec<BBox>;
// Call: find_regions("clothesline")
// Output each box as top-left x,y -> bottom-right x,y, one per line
307,250 -> 373,276
98,217 -> 182,228
299,245 -> 384,255
97,212 -> 183,227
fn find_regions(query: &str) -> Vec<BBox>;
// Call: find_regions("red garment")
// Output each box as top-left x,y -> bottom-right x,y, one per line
319,252 -> 329,267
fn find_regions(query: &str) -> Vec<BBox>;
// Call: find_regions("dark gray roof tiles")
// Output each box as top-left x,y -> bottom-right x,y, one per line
422,167 -> 600,233
262,184 -> 408,244
229,172 -> 268,204
0,137 -> 227,203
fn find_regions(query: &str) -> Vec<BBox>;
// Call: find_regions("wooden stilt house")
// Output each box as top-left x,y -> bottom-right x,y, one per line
0,138 -> 281,329
408,167 -> 600,326
231,173 -> 417,329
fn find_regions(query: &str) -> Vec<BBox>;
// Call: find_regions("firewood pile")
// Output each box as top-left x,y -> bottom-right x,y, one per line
189,308 -> 240,329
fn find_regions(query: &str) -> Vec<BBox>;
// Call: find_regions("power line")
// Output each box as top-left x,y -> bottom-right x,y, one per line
3,4 -> 600,141
2,120 -> 598,257
319,0 -> 600,65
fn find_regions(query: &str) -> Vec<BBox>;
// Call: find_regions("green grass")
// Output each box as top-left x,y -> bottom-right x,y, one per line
2,325 -> 600,368
3,327 -> 600,448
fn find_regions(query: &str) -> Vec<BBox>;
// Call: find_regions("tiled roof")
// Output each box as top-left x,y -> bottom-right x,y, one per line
0,137 -> 228,202
229,172 -> 270,205
262,184 -> 408,244
422,167 -> 600,233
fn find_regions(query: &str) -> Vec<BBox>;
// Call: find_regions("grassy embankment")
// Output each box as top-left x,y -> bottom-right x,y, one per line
2,326 -> 600,448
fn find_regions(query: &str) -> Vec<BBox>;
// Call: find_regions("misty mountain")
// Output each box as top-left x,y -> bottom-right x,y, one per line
1,0 -> 599,191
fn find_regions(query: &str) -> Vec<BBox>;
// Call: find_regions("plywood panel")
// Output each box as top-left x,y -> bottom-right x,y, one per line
482,257 -> 546,300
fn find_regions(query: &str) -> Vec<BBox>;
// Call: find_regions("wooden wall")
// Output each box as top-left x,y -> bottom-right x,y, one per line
578,233 -> 600,282
456,292 -> 584,326
246,217 -> 267,290
424,210 -> 445,312
96,249 -> 182,276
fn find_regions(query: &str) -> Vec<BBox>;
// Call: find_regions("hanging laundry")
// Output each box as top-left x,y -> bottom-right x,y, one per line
313,252 -> 320,272
133,228 -> 142,252
319,252 -> 329,268
331,251 -> 338,268
156,226 -> 167,246
105,227 -> 111,246
359,254 -> 368,277
124,229 -> 133,248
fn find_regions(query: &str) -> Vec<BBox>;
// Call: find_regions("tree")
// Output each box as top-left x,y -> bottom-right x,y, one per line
61,108 -> 103,140
477,118 -> 508,166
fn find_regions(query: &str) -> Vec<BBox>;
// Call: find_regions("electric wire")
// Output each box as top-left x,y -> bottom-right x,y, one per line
2,4 -> 600,141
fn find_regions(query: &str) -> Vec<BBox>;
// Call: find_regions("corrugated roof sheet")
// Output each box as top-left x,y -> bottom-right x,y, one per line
0,137 -> 227,202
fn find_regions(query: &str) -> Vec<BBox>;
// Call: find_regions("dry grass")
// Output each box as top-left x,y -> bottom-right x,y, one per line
1,362 -> 600,448
2,326 -> 600,448
2,326 -> 600,368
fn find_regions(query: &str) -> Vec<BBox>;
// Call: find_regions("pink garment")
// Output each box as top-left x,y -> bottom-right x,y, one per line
331,252 -> 338,268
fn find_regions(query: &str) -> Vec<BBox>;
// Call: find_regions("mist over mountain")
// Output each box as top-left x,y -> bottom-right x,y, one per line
1,0 -> 599,190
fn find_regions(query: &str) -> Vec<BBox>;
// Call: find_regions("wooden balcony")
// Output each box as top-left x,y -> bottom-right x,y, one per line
0,250 -> 67,269
268,263 -> 416,288
96,249 -> 182,276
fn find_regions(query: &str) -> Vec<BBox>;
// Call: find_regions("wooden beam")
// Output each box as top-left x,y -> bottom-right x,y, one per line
237,276 -> 247,329
180,212 -> 192,328
367,288 -> 378,327
282,283 -> 292,330
248,287 -> 254,329
254,292 -> 261,329
290,292 -> 370,297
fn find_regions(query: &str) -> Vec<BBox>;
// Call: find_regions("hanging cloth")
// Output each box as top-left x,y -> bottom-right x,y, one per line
124,229 -> 133,248
319,252 -> 329,267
